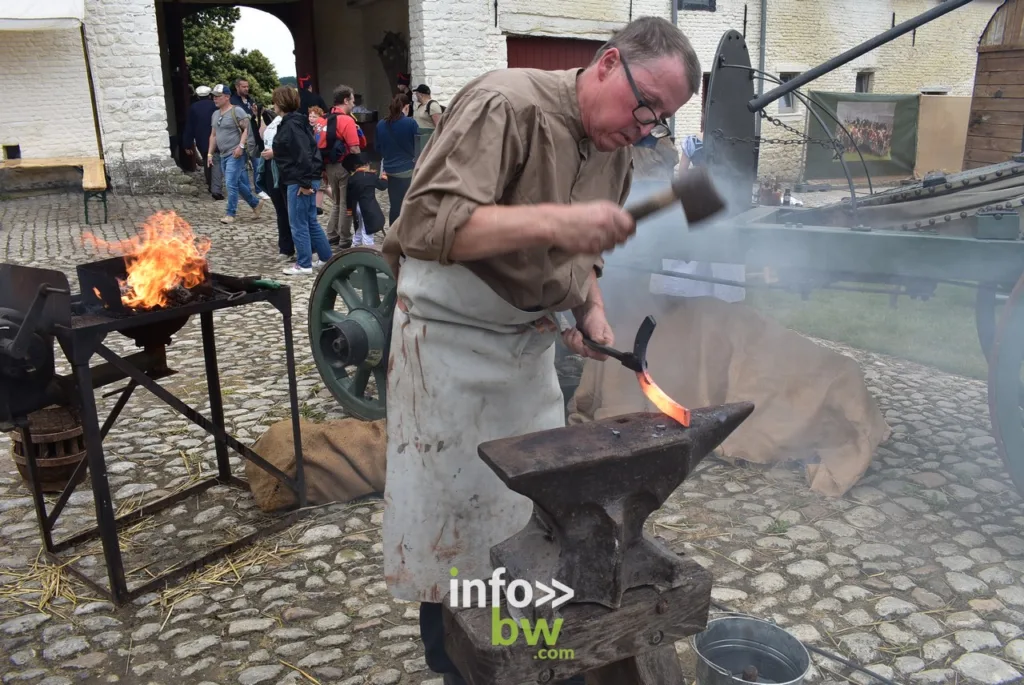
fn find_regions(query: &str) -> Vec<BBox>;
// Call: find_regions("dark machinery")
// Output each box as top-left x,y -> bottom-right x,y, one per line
670,0 -> 1024,497
308,0 -> 1024,497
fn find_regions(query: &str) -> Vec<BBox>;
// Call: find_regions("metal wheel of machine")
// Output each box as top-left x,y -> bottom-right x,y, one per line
308,248 -> 396,421
987,271 -> 1024,497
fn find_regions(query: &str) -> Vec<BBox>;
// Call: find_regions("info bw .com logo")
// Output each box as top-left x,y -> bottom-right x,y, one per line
448,567 -> 576,659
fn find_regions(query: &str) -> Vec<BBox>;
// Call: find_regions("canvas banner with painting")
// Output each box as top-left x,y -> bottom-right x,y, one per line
803,92 -> 920,180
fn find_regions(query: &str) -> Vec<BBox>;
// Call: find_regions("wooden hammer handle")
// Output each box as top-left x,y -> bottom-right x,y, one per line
625,186 -> 679,223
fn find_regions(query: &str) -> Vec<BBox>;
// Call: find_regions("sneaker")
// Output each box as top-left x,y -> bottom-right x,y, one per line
220,216 -> 234,224
252,199 -> 265,219
258,191 -> 271,201
281,264 -> 313,276
279,252 -> 296,262
312,258 -> 324,269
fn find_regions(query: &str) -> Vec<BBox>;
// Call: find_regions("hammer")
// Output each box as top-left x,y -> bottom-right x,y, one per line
624,166 -> 726,226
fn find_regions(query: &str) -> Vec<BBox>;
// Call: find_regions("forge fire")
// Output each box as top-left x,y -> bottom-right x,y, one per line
82,211 -> 211,310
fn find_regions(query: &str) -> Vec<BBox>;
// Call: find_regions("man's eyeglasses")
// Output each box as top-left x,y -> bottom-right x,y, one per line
619,52 -> 672,139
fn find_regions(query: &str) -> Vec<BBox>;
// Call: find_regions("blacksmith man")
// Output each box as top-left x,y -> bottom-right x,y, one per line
380,16 -> 701,684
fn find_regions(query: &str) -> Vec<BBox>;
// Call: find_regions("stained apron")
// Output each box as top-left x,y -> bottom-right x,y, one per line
382,257 -> 566,603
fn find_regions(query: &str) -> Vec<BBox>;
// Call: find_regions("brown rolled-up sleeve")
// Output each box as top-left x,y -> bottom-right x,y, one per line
386,89 -> 527,266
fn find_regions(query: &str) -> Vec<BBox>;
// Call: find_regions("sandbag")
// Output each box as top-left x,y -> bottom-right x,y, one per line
245,418 -> 387,511
566,295 -> 891,497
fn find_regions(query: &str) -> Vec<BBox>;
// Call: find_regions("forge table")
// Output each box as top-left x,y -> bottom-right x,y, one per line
6,263 -> 307,605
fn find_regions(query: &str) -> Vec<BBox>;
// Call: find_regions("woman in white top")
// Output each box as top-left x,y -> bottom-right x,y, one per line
259,111 -> 293,258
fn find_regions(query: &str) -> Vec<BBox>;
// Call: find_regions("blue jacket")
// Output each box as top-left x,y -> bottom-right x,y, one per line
182,98 -> 216,155
376,116 -> 419,174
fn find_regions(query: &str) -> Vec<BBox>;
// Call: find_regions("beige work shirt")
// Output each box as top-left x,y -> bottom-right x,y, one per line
381,68 -> 634,313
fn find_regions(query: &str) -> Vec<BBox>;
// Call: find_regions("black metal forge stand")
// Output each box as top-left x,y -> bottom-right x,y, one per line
19,284 -> 307,606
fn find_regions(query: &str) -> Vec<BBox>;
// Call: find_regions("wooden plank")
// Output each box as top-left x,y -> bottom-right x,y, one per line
584,646 -> 686,685
966,122 -> 1024,140
978,70 -> 1024,86
976,84 -> 1024,99
971,97 -> 1024,113
0,156 -> 97,170
968,109 -> 1024,126
82,161 -> 106,191
966,134 -> 1023,153
978,53 -> 1024,71
965,148 -> 1017,165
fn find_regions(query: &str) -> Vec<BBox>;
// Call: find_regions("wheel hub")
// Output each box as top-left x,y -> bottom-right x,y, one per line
321,307 -> 388,368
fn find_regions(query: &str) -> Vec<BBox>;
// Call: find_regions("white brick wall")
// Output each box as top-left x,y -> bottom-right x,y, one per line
0,29 -> 99,159
418,0 -> 997,181
754,0 -> 997,180
410,0 -> 508,103
83,0 -> 174,187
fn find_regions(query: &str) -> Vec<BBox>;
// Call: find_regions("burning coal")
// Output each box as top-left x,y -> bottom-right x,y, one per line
82,211 -> 211,310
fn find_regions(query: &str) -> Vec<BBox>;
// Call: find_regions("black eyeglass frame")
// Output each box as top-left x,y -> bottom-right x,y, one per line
618,51 -> 672,139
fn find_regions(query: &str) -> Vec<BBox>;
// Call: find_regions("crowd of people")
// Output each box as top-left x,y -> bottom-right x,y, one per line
180,75 -> 434,276
838,116 -> 893,158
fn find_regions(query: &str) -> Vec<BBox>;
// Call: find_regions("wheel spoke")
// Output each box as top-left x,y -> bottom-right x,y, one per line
378,285 -> 396,314
349,365 -> 371,397
331,278 -> 361,310
322,309 -> 347,326
362,266 -> 380,307
372,368 -> 387,395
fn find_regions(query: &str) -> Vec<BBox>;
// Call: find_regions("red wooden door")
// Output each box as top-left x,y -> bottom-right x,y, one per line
506,36 -> 607,70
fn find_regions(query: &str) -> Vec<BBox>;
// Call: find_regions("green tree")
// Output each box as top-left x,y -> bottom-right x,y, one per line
182,7 -> 279,106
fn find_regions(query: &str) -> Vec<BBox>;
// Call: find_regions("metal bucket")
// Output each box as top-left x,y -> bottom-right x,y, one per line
691,614 -> 810,685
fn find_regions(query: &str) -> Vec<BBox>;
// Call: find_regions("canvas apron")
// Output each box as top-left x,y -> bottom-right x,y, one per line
382,257 -> 565,603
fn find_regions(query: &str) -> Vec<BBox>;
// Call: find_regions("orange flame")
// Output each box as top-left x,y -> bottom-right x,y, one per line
82,211 -> 211,310
637,370 -> 691,427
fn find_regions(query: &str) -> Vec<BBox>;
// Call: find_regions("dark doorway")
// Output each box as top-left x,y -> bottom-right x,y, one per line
506,36 -> 607,70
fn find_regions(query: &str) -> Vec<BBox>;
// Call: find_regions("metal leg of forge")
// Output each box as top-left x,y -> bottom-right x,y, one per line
442,403 -> 754,685
15,287 -> 307,606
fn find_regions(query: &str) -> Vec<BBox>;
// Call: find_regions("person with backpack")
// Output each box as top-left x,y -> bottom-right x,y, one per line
412,84 -> 444,156
318,84 -> 362,249
207,84 -> 264,224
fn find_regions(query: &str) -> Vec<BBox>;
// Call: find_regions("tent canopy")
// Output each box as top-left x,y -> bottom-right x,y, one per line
0,0 -> 85,30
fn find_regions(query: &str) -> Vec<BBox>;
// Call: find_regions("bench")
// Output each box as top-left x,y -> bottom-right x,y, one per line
0,156 -> 109,224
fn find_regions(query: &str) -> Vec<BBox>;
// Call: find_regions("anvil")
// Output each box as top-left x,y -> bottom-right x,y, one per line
479,402 -> 754,619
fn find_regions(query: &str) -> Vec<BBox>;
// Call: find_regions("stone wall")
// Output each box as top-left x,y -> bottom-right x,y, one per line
83,0 -> 184,193
409,0 -> 508,103
0,0 -> 187,195
414,0 -> 996,182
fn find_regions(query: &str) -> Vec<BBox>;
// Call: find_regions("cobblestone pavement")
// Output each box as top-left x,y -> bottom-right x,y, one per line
1,190 -> 1024,685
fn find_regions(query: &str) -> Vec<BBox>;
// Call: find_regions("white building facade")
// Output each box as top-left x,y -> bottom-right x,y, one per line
0,0 -> 1002,192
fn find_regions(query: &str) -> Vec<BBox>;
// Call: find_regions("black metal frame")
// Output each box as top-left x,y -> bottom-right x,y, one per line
18,282 -> 307,605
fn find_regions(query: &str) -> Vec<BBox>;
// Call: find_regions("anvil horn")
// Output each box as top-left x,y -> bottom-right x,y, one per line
479,402 -> 754,613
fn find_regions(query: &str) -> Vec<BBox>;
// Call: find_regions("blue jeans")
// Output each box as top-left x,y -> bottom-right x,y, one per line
220,152 -> 259,217
287,181 -> 333,268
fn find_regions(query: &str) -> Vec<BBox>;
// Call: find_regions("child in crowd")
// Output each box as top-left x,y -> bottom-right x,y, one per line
308,106 -> 328,214
345,152 -> 388,248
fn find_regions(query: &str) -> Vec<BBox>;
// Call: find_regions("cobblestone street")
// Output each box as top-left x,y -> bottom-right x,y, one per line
1,190 -> 1024,685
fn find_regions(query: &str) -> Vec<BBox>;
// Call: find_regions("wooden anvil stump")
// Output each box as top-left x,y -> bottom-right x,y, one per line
443,403 -> 755,685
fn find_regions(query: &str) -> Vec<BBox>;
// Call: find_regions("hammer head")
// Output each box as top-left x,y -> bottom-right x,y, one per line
673,166 -> 727,227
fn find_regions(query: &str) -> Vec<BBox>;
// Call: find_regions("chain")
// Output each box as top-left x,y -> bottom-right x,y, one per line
708,111 -> 844,159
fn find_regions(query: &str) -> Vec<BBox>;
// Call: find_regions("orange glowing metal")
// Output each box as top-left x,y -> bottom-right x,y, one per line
637,369 -> 691,427
82,211 -> 211,310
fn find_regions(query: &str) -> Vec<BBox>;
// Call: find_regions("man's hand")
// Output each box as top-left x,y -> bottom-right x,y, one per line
298,187 -> 314,196
206,155 -> 213,168
561,304 -> 613,361
550,201 -> 635,255
261,149 -> 273,160
232,146 -> 243,159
